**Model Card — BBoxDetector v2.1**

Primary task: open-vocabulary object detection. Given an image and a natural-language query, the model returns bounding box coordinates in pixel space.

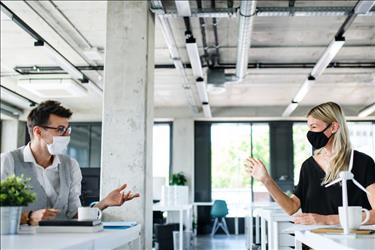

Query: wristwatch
[27,211,33,225]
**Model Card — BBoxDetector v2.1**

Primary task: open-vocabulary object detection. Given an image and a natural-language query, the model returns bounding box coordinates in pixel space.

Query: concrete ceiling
[1,0,374,120]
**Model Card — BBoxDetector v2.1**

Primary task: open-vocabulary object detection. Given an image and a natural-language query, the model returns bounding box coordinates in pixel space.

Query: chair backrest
[211,200,229,218]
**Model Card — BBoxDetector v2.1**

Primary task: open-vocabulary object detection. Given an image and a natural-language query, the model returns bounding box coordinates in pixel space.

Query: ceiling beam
[150,6,375,18]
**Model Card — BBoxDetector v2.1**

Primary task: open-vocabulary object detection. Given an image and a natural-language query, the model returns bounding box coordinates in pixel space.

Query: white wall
[172,118,195,202]
[1,120,26,153]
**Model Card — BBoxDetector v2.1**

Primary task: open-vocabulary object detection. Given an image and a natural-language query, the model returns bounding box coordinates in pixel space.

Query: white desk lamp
[325,150,370,235]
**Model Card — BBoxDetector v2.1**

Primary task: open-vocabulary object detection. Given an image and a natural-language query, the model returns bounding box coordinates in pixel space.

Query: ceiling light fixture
[354,0,375,14]
[310,36,345,78]
[282,102,298,117]
[175,0,191,16]
[185,31,203,77]
[293,75,315,103]
[18,78,87,98]
[0,86,37,108]
[195,77,209,103]
[202,102,212,118]
[358,103,375,117]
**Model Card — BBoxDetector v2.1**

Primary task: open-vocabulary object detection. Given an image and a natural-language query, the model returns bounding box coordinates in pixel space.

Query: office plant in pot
[170,172,189,205]
[0,175,36,234]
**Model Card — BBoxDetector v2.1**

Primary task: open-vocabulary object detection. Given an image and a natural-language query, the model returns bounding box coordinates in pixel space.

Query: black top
[293,150,375,215]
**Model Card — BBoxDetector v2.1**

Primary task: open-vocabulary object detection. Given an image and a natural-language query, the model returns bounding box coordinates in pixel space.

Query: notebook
[103,221,137,229]
[39,219,101,227]
[311,228,375,235]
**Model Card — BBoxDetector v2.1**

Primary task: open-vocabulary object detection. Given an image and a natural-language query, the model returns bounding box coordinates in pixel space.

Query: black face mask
[307,123,333,149]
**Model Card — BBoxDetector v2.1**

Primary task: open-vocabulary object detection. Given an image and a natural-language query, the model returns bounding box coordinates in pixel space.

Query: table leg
[295,236,302,250]
[235,216,239,235]
[194,205,198,236]
[179,209,183,250]
[261,217,266,250]
[255,216,260,244]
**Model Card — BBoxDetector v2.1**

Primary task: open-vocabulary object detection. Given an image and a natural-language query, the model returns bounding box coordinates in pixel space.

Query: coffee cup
[78,207,102,221]
[338,206,370,229]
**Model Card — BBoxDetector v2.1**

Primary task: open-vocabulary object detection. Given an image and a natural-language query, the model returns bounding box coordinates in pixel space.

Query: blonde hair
[307,102,352,185]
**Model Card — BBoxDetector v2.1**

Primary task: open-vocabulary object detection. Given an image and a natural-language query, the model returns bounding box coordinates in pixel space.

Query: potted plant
[169,172,189,205]
[169,172,187,186]
[0,175,36,234]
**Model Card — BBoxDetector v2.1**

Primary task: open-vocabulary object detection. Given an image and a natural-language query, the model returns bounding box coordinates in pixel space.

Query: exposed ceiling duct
[235,0,256,81]
[150,6,375,18]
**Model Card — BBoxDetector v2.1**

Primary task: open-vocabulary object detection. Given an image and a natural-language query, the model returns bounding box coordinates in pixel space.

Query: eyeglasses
[39,125,72,136]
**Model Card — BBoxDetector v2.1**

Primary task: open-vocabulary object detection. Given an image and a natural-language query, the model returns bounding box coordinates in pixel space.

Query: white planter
[0,206,23,235]
[161,185,189,206]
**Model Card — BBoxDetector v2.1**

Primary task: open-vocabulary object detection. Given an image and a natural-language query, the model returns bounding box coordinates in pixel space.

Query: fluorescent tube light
[18,78,87,98]
[354,0,375,14]
[36,42,84,81]
[195,77,209,103]
[235,0,256,80]
[358,103,375,117]
[0,86,36,108]
[85,81,103,95]
[202,102,212,118]
[293,76,315,103]
[282,102,298,117]
[186,36,203,77]
[175,0,191,16]
[310,36,345,78]
[0,101,23,116]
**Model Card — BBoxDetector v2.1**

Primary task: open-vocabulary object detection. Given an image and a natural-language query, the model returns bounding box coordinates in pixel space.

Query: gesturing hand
[100,183,140,209]
[293,213,327,225]
[30,208,60,225]
[244,157,270,183]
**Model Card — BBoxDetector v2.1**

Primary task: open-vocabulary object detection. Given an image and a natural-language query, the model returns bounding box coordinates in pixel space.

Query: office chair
[211,200,230,236]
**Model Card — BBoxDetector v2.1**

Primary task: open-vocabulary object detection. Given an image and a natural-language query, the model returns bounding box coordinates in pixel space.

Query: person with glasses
[1,100,140,225]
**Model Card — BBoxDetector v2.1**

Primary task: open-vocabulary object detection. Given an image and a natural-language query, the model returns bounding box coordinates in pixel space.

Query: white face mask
[47,136,70,155]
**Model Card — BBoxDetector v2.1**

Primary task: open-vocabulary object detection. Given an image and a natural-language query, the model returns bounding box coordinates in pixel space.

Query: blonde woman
[245,102,375,225]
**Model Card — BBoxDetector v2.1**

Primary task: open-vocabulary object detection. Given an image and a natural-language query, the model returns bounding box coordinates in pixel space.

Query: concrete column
[101,1,154,249]
[1,120,26,153]
[172,118,195,202]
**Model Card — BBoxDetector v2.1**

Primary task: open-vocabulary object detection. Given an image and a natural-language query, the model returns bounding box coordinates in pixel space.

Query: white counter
[1,224,141,250]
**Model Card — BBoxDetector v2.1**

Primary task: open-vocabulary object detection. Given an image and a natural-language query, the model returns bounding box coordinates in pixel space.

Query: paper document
[103,221,137,227]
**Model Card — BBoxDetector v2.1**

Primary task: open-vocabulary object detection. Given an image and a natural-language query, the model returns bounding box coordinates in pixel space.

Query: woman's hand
[244,158,270,183]
[97,183,140,210]
[293,213,329,225]
[30,208,60,225]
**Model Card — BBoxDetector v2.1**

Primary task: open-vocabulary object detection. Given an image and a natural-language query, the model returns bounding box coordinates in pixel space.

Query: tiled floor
[193,234,247,250]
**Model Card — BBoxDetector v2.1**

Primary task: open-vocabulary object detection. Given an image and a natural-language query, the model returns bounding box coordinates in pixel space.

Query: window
[293,123,312,185]
[153,123,172,180]
[211,123,270,217]
[67,123,101,168]
[347,122,375,160]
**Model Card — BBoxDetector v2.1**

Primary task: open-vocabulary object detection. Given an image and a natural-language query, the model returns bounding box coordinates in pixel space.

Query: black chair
[154,223,180,250]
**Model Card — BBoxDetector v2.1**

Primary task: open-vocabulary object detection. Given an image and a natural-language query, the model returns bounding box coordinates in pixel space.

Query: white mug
[78,207,102,221]
[338,206,370,229]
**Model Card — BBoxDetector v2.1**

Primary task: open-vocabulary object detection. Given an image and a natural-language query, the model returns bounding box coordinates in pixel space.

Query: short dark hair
[27,100,72,138]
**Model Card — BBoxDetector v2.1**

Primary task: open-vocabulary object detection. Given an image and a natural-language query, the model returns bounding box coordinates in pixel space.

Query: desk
[153,203,192,250]
[245,202,280,249]
[1,224,141,250]
[294,229,375,250]
[254,207,294,250]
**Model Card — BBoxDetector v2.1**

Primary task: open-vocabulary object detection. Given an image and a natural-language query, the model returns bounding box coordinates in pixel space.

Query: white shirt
[1,144,82,217]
